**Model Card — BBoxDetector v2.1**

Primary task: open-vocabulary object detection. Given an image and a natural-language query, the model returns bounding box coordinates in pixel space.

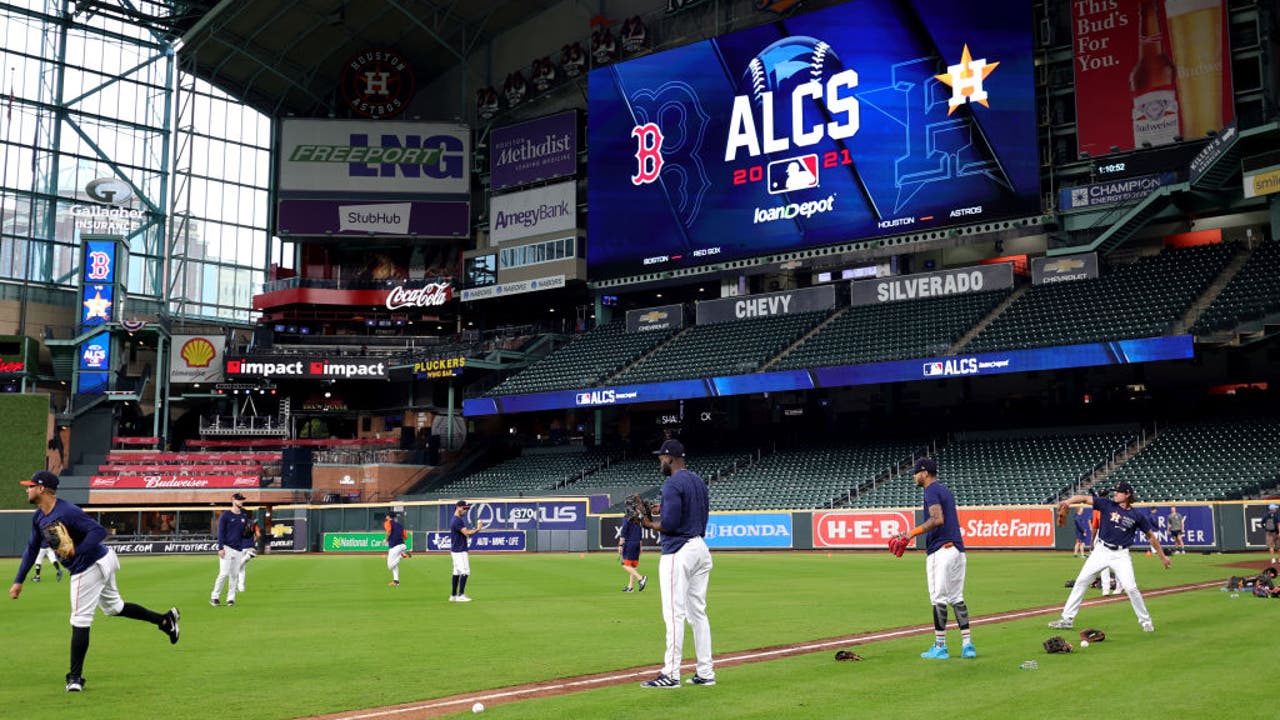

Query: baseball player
[894,457,975,660]
[32,534,64,583]
[1262,503,1279,565]
[448,501,485,602]
[9,471,179,692]
[1072,506,1091,557]
[639,438,714,688]
[210,492,253,607]
[385,512,411,587]
[618,515,647,592]
[1049,482,1170,632]
[1167,506,1185,555]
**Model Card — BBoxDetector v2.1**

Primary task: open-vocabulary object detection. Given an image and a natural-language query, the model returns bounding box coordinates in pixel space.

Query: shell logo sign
[170,335,224,384]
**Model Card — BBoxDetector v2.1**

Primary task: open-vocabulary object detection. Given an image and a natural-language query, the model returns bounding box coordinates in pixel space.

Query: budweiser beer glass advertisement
[1072,0,1232,158]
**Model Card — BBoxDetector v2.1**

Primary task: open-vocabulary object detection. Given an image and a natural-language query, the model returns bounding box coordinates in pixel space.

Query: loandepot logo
[935,44,1000,116]
[753,194,836,224]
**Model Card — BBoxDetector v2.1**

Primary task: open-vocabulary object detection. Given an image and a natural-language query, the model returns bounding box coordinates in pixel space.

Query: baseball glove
[834,650,864,661]
[41,522,75,559]
[1056,505,1069,528]
[624,493,652,523]
[1080,628,1105,643]
[888,535,910,558]
[1043,636,1073,654]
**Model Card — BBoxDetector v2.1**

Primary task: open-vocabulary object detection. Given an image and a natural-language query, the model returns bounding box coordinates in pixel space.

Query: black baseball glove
[624,493,652,523]
[1043,636,1073,654]
[1080,628,1106,643]
[834,650,864,661]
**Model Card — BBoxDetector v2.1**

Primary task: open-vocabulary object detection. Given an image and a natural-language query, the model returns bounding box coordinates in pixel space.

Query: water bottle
[1019,660,1039,670]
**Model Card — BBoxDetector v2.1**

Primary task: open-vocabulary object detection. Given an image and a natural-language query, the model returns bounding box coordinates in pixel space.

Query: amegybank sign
[489,181,576,244]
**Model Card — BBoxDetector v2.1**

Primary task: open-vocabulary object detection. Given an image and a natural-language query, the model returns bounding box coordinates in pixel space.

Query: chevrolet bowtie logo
[1044,258,1085,273]
[639,311,668,323]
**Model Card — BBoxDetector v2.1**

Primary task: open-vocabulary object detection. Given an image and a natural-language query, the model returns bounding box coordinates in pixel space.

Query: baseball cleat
[448,596,456,602]
[227,600,236,607]
[686,675,716,686]
[390,581,400,587]
[920,645,950,659]
[639,575,648,592]
[161,607,181,644]
[455,594,472,602]
[32,575,40,583]
[209,598,220,607]
[1047,619,1073,629]
[641,674,680,688]
[621,587,634,592]
[65,674,85,692]
[961,642,976,659]
[1141,622,1154,632]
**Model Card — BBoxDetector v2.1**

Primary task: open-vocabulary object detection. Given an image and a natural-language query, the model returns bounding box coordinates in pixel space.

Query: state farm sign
[958,508,1055,548]
[812,511,913,548]
[384,282,451,310]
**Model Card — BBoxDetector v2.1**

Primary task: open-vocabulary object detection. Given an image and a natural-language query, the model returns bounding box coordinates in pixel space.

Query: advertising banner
[438,500,588,531]
[489,181,577,244]
[171,335,225,384]
[626,304,685,333]
[460,274,566,302]
[323,532,393,552]
[1188,119,1237,184]
[1242,165,1280,199]
[490,110,578,191]
[1031,252,1100,285]
[224,355,388,381]
[1132,505,1215,547]
[266,518,307,553]
[277,119,470,194]
[425,530,527,551]
[696,285,835,324]
[812,510,913,548]
[1058,172,1178,211]
[850,263,1013,306]
[599,516,662,549]
[704,512,793,549]
[276,199,469,238]
[90,475,261,489]
[957,507,1055,548]
[1073,0,1233,158]
[1242,504,1278,548]
[587,0,1039,281]
[105,540,220,554]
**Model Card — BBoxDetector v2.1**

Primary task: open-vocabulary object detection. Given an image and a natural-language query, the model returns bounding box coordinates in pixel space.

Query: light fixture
[324,391,332,398]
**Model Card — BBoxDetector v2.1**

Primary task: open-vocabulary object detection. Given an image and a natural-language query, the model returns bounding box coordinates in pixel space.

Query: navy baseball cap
[21,470,59,489]
[653,439,685,457]
[456,500,471,508]
[911,457,937,475]
[232,492,246,501]
[1113,482,1134,495]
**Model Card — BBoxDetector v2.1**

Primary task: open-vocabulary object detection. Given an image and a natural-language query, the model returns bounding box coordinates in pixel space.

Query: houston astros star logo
[935,44,999,115]
[82,289,113,321]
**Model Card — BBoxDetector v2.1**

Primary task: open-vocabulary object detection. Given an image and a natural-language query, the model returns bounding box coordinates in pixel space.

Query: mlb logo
[768,154,819,194]
[1070,187,1089,208]
[922,362,943,377]
[575,392,591,405]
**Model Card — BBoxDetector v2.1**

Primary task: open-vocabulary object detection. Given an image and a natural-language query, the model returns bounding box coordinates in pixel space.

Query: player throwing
[894,457,975,659]
[449,501,485,602]
[1048,482,1170,632]
[9,471,179,692]
[385,511,410,587]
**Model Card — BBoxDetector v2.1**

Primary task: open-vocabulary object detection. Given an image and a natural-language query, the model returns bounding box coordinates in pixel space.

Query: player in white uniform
[210,492,253,607]
[640,439,714,688]
[32,537,64,582]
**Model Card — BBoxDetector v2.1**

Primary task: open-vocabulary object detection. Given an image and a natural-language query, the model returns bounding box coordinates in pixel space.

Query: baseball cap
[456,500,471,508]
[910,457,937,475]
[232,492,247,501]
[1269,503,1278,510]
[653,439,685,457]
[20,470,59,489]
[1113,482,1134,495]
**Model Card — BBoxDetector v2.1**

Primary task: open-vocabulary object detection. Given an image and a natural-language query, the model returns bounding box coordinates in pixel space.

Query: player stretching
[9,471,179,692]
[385,511,410,587]
[640,438,714,688]
[1048,481,1170,632]
[895,457,975,660]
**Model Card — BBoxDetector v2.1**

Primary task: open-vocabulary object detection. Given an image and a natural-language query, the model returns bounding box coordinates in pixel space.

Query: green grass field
[0,550,1274,719]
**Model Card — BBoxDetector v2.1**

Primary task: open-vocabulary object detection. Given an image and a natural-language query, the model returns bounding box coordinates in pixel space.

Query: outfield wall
[2,501,1275,557]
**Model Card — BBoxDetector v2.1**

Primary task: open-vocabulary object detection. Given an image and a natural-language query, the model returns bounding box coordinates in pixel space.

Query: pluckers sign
[384,282,451,310]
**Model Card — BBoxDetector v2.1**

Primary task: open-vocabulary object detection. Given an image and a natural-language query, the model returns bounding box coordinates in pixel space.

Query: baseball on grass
[472,702,485,713]
[1080,640,1089,648]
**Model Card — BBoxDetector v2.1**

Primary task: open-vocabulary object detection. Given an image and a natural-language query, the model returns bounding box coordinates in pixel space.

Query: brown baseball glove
[1043,636,1073,653]
[41,522,75,559]
[1080,628,1105,643]
[834,650,864,661]
[1056,505,1069,528]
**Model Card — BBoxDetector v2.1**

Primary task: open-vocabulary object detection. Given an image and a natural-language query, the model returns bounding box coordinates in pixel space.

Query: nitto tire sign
[105,540,219,555]
[812,511,912,548]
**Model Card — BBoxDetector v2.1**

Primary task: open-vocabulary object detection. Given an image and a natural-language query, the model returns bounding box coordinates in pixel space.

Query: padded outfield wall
[0,394,53,510]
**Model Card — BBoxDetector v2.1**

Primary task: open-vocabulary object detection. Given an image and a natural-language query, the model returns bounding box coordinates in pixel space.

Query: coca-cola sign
[385,282,452,310]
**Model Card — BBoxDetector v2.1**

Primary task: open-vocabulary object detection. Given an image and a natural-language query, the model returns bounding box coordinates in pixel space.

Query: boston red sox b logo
[631,123,663,185]
[86,251,111,281]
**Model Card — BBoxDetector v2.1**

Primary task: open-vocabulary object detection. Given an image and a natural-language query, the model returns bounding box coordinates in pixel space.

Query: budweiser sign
[91,475,260,489]
[385,282,451,310]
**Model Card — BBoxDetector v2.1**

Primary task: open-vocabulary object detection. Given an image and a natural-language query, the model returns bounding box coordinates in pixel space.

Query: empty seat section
[710,440,922,510]
[1193,242,1280,333]
[488,322,675,396]
[1105,419,1280,501]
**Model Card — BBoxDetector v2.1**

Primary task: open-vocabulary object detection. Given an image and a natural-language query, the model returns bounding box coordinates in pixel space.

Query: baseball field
[0,549,1273,719]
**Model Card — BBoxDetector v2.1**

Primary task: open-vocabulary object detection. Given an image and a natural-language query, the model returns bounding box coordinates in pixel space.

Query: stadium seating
[848,431,1136,507]
[774,291,1009,369]
[611,312,828,385]
[487,321,674,396]
[967,244,1235,352]
[1103,419,1280,501]
[1192,242,1280,334]
[435,448,614,495]
[710,440,923,510]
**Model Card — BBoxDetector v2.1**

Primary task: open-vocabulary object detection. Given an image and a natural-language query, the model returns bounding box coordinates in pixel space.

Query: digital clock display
[1095,162,1127,174]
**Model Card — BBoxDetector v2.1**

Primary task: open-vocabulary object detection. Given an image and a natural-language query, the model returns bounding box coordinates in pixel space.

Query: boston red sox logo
[631,123,663,185]
[86,251,112,281]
